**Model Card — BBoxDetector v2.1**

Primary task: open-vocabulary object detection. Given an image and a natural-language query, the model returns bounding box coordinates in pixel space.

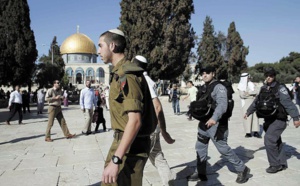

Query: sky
[27,0,300,67]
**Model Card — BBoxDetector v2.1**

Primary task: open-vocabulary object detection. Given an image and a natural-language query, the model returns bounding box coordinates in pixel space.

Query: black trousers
[7,103,23,123]
[22,103,30,113]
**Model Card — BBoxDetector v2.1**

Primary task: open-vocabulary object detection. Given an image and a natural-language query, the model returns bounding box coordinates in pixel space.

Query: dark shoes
[45,138,53,142]
[66,134,76,139]
[236,166,250,184]
[266,165,286,173]
[253,132,262,138]
[187,172,208,182]
[245,133,252,138]
[6,121,10,125]
[82,131,92,136]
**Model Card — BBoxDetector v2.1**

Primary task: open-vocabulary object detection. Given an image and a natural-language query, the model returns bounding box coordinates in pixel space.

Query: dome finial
[77,25,80,33]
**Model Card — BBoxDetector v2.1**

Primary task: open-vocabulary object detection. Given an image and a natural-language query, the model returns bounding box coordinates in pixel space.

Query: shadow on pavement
[0,134,47,145]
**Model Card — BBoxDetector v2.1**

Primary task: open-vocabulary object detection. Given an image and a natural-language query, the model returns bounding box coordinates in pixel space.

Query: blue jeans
[172,99,180,114]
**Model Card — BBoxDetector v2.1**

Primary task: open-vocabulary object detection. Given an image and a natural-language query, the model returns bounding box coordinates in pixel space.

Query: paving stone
[1,93,300,185]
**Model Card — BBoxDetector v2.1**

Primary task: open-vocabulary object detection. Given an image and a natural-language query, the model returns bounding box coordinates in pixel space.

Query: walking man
[182,81,198,121]
[37,88,45,114]
[45,80,75,142]
[133,55,175,185]
[80,80,97,135]
[245,67,300,173]
[238,73,260,138]
[98,29,154,185]
[169,84,181,115]
[6,85,23,125]
[187,66,250,183]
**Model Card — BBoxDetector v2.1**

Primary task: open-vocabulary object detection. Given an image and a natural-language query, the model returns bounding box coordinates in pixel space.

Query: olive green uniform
[103,58,151,186]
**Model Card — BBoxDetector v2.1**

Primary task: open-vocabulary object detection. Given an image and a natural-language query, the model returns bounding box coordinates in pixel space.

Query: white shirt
[188,86,198,102]
[80,87,97,109]
[143,72,158,99]
[9,90,22,106]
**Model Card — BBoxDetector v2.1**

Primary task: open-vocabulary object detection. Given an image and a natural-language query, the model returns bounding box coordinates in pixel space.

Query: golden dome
[60,33,97,54]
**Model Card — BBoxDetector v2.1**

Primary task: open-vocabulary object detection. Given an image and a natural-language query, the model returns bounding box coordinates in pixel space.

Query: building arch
[96,67,105,84]
[86,67,95,83]
[75,67,84,84]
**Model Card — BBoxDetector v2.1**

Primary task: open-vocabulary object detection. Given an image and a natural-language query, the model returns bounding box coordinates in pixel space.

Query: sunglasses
[55,82,60,84]
[265,74,274,78]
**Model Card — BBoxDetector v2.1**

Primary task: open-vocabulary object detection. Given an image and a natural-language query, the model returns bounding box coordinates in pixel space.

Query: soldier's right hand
[293,120,300,128]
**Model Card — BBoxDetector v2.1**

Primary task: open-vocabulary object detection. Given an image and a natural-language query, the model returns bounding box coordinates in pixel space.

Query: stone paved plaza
[0,93,300,186]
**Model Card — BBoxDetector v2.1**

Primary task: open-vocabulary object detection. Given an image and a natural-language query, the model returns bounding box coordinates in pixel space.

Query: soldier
[45,80,75,142]
[187,66,250,183]
[98,29,155,185]
[244,67,300,173]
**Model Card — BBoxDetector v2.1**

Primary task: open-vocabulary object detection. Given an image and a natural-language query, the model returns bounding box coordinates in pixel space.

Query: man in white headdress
[238,73,261,138]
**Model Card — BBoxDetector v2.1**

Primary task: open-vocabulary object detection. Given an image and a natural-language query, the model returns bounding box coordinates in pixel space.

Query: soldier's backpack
[256,82,293,119]
[190,80,234,121]
[115,63,158,135]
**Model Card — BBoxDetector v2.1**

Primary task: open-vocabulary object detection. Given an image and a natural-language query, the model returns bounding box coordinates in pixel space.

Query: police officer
[244,67,300,173]
[187,66,250,184]
[98,29,153,185]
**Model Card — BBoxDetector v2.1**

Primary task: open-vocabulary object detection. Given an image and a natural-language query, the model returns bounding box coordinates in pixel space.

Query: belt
[113,130,150,140]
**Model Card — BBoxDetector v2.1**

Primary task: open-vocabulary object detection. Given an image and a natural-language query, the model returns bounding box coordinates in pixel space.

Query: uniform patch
[280,87,288,95]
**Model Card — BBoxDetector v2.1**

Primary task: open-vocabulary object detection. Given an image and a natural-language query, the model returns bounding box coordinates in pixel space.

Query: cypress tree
[120,0,194,80]
[195,16,223,76]
[226,22,249,81]
[0,0,37,86]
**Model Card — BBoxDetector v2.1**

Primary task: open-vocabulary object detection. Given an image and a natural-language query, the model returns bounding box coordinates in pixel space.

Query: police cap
[200,66,216,74]
[264,67,277,77]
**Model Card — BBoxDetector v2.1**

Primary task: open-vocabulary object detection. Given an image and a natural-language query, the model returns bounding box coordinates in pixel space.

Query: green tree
[182,64,193,82]
[226,22,249,81]
[195,16,223,76]
[119,0,194,80]
[35,37,65,88]
[0,0,38,87]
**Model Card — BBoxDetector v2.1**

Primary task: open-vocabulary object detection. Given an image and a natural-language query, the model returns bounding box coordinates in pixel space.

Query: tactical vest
[190,80,234,121]
[256,82,290,120]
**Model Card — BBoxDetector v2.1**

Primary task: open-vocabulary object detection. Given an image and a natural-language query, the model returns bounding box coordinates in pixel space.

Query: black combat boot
[236,166,250,184]
[266,165,284,173]
[187,156,208,181]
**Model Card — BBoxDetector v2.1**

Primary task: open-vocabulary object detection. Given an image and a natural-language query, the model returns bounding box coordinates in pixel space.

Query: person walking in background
[94,95,106,133]
[37,88,45,114]
[22,90,30,114]
[170,84,181,115]
[183,81,198,121]
[133,55,176,185]
[104,86,110,111]
[293,76,300,110]
[238,73,260,138]
[45,80,75,142]
[156,79,162,96]
[6,85,23,125]
[63,89,68,107]
[80,80,97,135]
